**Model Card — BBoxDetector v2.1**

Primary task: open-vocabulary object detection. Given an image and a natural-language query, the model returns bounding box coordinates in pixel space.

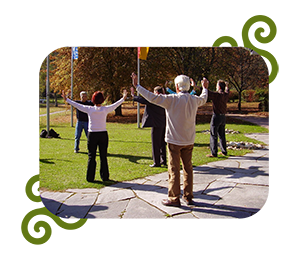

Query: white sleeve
[103,97,125,113]
[136,84,172,109]
[196,88,208,106]
[66,98,91,114]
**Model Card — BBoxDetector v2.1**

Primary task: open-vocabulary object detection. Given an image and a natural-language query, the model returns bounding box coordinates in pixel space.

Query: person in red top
[191,78,229,157]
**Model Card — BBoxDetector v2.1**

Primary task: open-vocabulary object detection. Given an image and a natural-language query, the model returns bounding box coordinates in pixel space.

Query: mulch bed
[107,102,268,125]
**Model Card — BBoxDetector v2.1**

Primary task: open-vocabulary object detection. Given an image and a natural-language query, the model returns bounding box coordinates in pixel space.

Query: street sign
[72,47,78,59]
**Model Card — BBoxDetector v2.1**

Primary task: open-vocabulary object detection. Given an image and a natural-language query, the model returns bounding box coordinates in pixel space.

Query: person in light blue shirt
[165,80,197,95]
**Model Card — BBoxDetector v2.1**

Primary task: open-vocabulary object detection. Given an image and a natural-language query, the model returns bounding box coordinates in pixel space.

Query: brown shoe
[161,199,181,207]
[206,154,217,158]
[182,197,195,206]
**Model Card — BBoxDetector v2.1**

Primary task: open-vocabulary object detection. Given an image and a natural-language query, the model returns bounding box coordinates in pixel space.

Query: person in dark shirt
[130,86,167,167]
[74,91,94,153]
[191,78,229,157]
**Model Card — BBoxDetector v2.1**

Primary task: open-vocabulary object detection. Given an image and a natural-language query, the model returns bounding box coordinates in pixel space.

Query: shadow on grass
[107,153,152,164]
[39,158,72,164]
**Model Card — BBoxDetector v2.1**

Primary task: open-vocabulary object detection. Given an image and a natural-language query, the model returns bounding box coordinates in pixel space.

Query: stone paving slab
[87,201,127,219]
[122,198,166,219]
[56,193,98,218]
[214,184,269,213]
[203,180,237,198]
[95,188,135,204]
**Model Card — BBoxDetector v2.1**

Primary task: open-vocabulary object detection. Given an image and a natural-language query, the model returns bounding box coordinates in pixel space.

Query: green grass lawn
[40,119,268,191]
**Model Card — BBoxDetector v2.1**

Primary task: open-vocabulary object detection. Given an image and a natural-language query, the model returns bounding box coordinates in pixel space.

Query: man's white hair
[80,91,87,97]
[174,75,190,91]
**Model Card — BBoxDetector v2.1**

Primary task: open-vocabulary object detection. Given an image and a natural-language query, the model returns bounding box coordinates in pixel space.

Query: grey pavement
[40,130,269,219]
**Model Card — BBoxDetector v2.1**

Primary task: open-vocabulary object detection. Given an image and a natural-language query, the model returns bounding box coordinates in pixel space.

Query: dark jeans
[74,120,88,151]
[210,114,227,157]
[87,131,109,182]
[151,127,166,166]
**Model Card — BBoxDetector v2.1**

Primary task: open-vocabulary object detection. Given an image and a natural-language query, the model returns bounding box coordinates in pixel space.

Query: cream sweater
[66,98,124,132]
[136,85,208,146]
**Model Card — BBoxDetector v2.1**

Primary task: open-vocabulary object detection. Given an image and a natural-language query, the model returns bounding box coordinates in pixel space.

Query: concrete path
[41,132,269,219]
[227,114,269,129]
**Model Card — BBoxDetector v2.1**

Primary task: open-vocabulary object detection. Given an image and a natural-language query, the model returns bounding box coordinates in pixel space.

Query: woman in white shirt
[62,89,127,182]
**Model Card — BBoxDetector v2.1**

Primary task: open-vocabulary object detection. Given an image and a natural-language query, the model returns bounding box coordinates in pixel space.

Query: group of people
[62,73,229,207]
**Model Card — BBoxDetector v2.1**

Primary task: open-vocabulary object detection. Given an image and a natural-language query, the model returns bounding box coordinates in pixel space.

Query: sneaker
[74,150,79,153]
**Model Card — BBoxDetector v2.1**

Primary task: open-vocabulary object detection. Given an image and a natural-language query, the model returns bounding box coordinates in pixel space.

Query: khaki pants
[167,143,194,202]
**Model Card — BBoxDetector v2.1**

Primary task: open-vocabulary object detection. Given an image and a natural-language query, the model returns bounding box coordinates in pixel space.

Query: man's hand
[190,78,195,87]
[164,81,169,88]
[201,78,209,89]
[130,87,135,97]
[225,81,229,92]
[61,90,71,101]
[190,78,200,90]
[122,89,128,100]
[131,72,138,88]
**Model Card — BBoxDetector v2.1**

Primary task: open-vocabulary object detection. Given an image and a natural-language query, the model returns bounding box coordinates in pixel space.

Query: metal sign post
[137,56,140,128]
[70,47,78,127]
[46,55,50,133]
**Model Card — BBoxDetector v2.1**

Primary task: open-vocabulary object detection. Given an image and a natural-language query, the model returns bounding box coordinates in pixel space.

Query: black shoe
[149,163,161,168]
[182,197,195,206]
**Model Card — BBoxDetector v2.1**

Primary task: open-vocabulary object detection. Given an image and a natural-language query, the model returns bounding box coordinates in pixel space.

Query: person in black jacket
[74,91,94,153]
[131,86,166,167]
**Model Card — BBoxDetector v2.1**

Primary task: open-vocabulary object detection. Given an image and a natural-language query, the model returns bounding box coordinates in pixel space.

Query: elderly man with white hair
[131,73,208,207]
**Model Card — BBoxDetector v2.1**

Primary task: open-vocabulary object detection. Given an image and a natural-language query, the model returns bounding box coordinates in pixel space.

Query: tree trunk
[114,105,123,116]
[238,92,242,112]
[54,92,58,107]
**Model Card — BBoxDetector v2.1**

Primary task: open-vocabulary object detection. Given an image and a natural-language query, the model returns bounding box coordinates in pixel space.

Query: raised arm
[225,81,229,93]
[62,90,91,113]
[164,80,175,94]
[104,89,127,113]
[131,72,172,109]
[195,78,209,106]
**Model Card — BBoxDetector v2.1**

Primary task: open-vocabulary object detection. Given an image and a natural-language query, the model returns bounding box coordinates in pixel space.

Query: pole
[70,48,74,127]
[137,56,140,128]
[46,55,50,134]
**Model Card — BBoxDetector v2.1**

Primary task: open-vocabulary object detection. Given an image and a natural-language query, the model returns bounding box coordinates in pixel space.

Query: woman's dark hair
[92,91,105,105]
[218,80,226,92]
[154,86,164,94]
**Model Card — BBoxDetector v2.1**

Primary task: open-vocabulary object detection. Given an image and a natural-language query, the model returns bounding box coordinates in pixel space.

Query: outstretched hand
[122,89,128,100]
[61,90,71,101]
[190,78,195,87]
[165,81,169,88]
[190,78,200,90]
[201,78,209,89]
[131,72,138,88]
[130,87,135,97]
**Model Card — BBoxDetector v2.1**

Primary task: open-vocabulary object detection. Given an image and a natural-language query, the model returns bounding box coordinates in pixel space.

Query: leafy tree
[50,47,136,116]
[213,47,268,111]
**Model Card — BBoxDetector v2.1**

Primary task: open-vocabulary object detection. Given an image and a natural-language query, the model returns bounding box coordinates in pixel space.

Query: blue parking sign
[72,47,78,59]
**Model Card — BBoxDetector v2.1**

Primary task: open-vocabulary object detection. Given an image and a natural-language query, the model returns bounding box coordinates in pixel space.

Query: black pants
[210,114,227,157]
[87,131,109,182]
[151,127,166,166]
